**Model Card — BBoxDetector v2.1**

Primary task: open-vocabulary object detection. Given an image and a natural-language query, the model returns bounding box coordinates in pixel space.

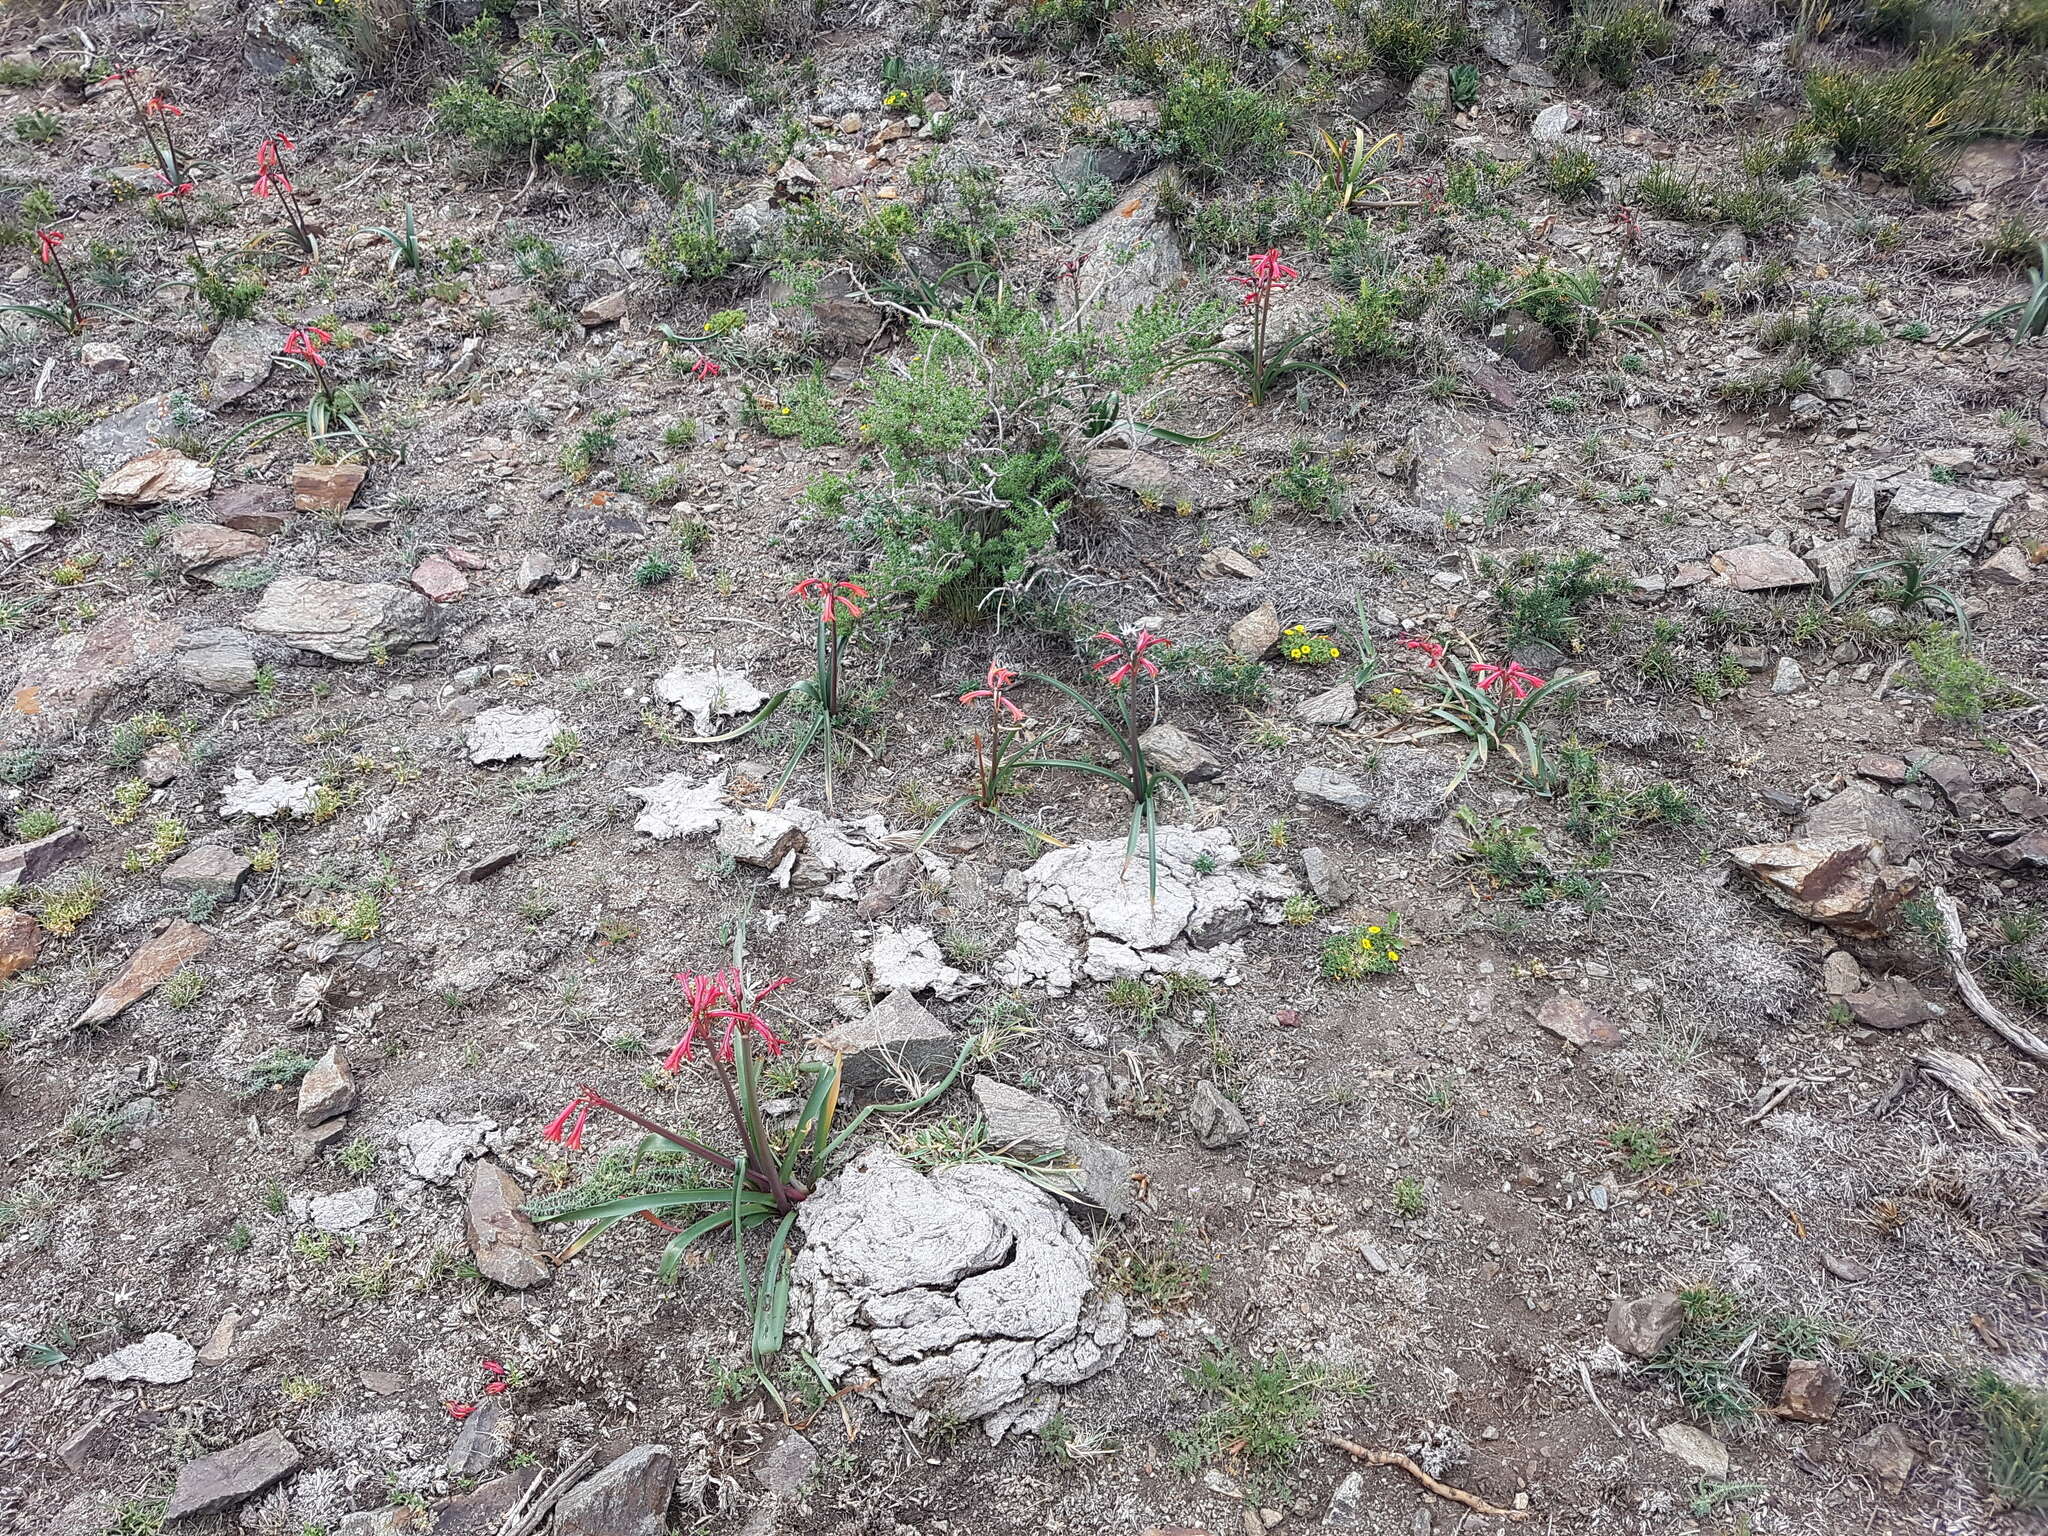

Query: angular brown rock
[1711,543,1817,591]
[293,462,367,513]
[0,908,41,982]
[164,1428,301,1521]
[465,1160,552,1289]
[98,447,215,508]
[1777,1359,1842,1422]
[1726,836,1918,938]
[75,919,212,1027]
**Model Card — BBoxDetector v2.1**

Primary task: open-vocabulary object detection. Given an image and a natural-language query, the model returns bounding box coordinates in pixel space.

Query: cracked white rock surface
[219,768,320,820]
[791,1149,1127,1439]
[466,706,566,765]
[653,664,769,736]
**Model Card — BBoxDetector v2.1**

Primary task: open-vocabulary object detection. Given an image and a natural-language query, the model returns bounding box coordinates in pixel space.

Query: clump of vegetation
[1160,60,1289,182]
[1977,1372,2048,1512]
[646,188,736,284]
[1910,626,2007,721]
[1357,0,1467,79]
[1805,46,2035,200]
[1319,915,1405,980]
[1168,1351,1373,1495]
[1493,549,1616,648]
[1555,0,1677,86]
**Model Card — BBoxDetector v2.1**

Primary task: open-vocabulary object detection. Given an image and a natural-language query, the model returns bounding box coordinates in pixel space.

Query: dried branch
[1913,1047,2043,1150]
[1931,887,2048,1064]
[1326,1436,1532,1521]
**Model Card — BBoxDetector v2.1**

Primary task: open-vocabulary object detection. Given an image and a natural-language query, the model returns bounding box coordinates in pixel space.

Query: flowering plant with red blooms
[687,576,876,807]
[15,228,84,332]
[690,356,721,381]
[251,133,315,253]
[1157,246,1344,407]
[1394,632,1584,791]
[104,65,185,181]
[218,323,369,458]
[1090,628,1172,687]
[531,926,979,1369]
[913,663,1067,849]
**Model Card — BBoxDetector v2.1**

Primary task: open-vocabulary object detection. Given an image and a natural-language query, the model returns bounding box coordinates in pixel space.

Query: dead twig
[1913,1047,2043,1150]
[495,1445,596,1536]
[1931,886,2048,1064]
[1326,1436,1531,1521]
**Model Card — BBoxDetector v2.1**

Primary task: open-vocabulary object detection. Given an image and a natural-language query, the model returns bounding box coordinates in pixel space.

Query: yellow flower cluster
[1358,924,1402,965]
[1281,624,1341,666]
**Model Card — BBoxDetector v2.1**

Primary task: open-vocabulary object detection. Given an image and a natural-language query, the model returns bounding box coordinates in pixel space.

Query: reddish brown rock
[75,919,212,1027]
[0,909,42,981]
[293,462,367,513]
[412,554,467,602]
[1778,1359,1843,1422]
[98,447,214,507]
[465,1160,552,1289]
[1536,993,1623,1047]
[166,522,266,571]
[1711,543,1818,591]
[1727,836,1918,938]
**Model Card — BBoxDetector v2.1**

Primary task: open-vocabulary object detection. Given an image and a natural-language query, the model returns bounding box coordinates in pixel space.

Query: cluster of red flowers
[1091,629,1172,687]
[790,576,868,623]
[1403,637,1546,700]
[960,662,1025,723]
[665,968,792,1067]
[1231,247,1298,307]
[690,356,721,381]
[446,1359,510,1420]
[251,132,296,199]
[282,324,331,368]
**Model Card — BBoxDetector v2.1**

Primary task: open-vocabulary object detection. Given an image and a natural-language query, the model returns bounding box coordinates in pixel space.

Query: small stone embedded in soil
[98,447,215,507]
[163,844,253,896]
[1777,1359,1843,1422]
[1710,543,1818,592]
[1137,722,1221,781]
[1846,1423,1918,1490]
[243,574,439,662]
[176,627,261,693]
[1822,1251,1874,1284]
[516,549,564,593]
[445,1394,507,1477]
[577,289,629,327]
[1295,681,1359,727]
[466,1159,552,1289]
[75,919,213,1027]
[1656,1422,1730,1478]
[292,461,368,512]
[166,521,266,571]
[308,1185,379,1231]
[1843,977,1939,1031]
[0,826,91,891]
[1535,993,1622,1047]
[1227,601,1282,658]
[1188,1081,1250,1149]
[396,1116,493,1183]
[814,987,955,1092]
[1606,1288,1682,1358]
[81,1331,196,1385]
[1726,835,1918,939]
[164,1428,301,1522]
[0,908,42,981]
[297,1044,355,1125]
[971,1075,1132,1220]
[411,553,467,602]
[553,1443,675,1536]
[1978,545,2032,585]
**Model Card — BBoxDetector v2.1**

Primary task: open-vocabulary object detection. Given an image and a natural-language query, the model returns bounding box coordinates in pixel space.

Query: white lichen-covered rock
[627,771,730,840]
[467,706,566,765]
[993,919,1082,994]
[1081,937,1246,985]
[790,1149,1128,1438]
[1004,826,1298,955]
[394,1117,494,1184]
[653,664,769,736]
[219,767,320,820]
[869,926,980,1000]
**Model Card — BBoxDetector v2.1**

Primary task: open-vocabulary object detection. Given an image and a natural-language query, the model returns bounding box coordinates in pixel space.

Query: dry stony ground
[0,0,2046,1533]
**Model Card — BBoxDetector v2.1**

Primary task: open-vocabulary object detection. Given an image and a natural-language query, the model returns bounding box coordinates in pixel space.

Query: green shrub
[433,56,614,178]
[1544,146,1601,200]
[646,189,737,283]
[856,447,1070,616]
[1910,626,2004,721]
[1162,63,1288,183]
[1326,278,1414,364]
[1976,1373,2048,1511]
[1556,0,1676,87]
[1806,46,2033,200]
[1358,0,1467,79]
[1494,549,1615,647]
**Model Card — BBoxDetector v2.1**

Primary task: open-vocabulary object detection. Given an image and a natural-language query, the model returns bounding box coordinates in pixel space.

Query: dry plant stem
[1930,886,2048,1064]
[1913,1047,2044,1150]
[1326,1436,1532,1521]
[495,1445,595,1536]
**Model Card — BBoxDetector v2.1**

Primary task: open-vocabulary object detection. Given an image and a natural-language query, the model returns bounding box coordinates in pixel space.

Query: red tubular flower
[102,68,136,82]
[34,229,62,265]
[252,136,295,198]
[690,356,721,380]
[668,969,792,1064]
[144,96,182,117]
[282,324,332,368]
[665,969,735,1068]
[1402,636,1446,666]
[960,662,1024,723]
[1230,247,1298,306]
[541,1089,596,1150]
[484,1381,507,1395]
[480,1359,507,1378]
[153,173,194,202]
[707,1005,787,1060]
[1497,661,1546,700]
[789,576,868,623]
[1091,629,1172,688]
[446,1402,477,1420]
